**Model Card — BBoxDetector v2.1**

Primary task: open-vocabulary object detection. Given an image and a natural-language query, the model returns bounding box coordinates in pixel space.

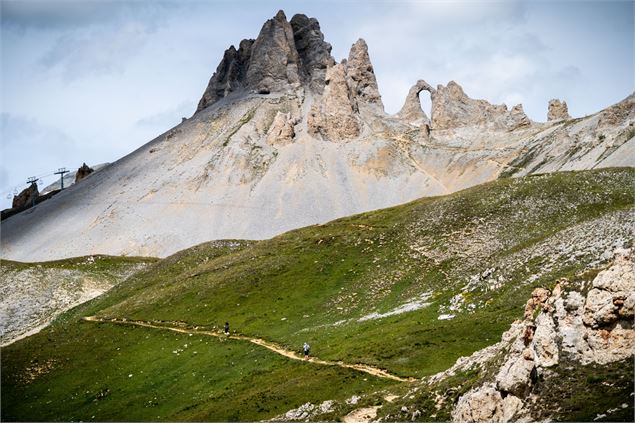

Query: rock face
[547,99,571,121]
[75,163,94,183]
[308,63,360,140]
[449,249,635,422]
[289,14,335,93]
[345,39,383,108]
[197,39,254,111]
[430,81,530,130]
[245,10,301,95]
[266,111,296,145]
[12,183,39,209]
[397,80,434,126]
[197,11,335,112]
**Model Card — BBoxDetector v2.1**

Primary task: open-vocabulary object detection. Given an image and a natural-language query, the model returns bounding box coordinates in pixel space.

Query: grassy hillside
[2,168,633,421]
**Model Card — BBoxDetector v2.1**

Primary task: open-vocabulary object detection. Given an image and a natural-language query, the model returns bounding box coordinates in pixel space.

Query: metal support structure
[26,176,39,207]
[54,167,70,190]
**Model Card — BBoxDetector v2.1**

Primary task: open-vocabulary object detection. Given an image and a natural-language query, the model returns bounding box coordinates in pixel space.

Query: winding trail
[82,316,414,383]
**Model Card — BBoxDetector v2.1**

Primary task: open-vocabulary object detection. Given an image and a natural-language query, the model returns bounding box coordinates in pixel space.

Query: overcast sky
[1,0,633,209]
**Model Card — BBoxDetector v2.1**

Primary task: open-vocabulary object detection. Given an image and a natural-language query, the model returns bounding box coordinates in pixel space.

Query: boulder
[451,383,524,423]
[495,349,535,396]
[547,99,571,121]
[583,249,635,327]
[245,10,301,95]
[266,111,296,145]
[532,312,559,368]
[523,287,551,319]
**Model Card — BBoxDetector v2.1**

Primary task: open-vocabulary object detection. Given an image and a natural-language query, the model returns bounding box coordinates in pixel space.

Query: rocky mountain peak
[289,13,335,94]
[244,10,301,94]
[197,11,336,112]
[397,80,435,126]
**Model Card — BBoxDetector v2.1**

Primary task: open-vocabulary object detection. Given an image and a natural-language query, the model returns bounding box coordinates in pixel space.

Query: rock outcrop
[308,63,360,140]
[196,39,254,111]
[452,383,525,423]
[547,99,571,121]
[245,10,301,95]
[197,11,335,112]
[266,111,296,145]
[75,163,94,183]
[307,38,384,140]
[431,81,530,131]
[289,14,335,94]
[450,248,635,422]
[345,39,383,109]
[397,80,434,126]
[12,183,39,209]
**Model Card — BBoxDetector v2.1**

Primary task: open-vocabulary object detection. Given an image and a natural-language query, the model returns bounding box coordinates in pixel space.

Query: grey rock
[266,111,296,146]
[431,81,522,130]
[506,104,532,131]
[290,14,335,94]
[345,39,383,108]
[245,10,301,95]
[197,39,253,112]
[495,348,535,396]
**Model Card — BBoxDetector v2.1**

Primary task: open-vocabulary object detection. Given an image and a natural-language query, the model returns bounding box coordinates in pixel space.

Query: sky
[1,0,633,209]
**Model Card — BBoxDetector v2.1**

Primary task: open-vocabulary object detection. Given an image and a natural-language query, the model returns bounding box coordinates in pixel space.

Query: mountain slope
[2,168,632,421]
[0,255,155,346]
[1,11,633,262]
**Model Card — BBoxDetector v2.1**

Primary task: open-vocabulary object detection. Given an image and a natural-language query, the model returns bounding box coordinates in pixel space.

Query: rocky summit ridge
[1,11,634,262]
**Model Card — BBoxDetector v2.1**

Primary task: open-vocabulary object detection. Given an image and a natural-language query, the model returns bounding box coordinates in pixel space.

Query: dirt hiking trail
[83,316,414,383]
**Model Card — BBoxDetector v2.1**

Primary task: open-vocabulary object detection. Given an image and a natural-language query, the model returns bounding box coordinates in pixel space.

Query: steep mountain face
[1,11,633,262]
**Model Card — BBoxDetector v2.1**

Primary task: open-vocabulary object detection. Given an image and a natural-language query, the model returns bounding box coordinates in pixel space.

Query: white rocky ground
[1,11,633,262]
[0,258,149,346]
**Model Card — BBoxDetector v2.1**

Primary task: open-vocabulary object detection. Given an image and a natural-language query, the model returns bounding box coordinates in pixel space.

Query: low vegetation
[2,168,633,421]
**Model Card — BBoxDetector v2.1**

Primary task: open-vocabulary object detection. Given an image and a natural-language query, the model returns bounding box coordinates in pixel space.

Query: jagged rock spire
[197,10,335,112]
[245,10,301,95]
[197,39,253,112]
[345,39,383,108]
[547,99,571,121]
[290,14,335,94]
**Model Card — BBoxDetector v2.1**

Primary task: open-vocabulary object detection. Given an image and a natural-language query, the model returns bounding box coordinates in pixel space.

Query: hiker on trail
[303,342,310,360]
[224,321,230,336]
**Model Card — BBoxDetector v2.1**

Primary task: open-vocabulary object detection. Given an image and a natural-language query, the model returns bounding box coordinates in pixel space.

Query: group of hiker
[222,321,311,359]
